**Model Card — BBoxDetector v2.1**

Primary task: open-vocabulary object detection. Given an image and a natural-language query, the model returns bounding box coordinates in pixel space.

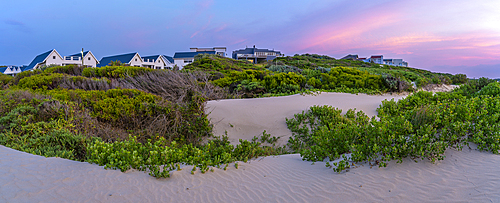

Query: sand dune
[206,92,405,146]
[1,92,500,202]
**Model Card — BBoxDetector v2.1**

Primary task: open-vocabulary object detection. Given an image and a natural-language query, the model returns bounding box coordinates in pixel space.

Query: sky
[1,0,499,78]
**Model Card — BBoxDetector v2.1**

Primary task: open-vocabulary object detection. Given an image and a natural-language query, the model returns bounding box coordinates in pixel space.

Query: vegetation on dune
[183,53,467,98]
[0,73,12,88]
[286,78,500,172]
[0,53,489,178]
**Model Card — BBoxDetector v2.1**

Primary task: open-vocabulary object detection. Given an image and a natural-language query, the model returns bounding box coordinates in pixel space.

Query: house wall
[156,57,166,69]
[129,54,143,67]
[83,53,98,67]
[44,51,64,67]
[174,58,193,70]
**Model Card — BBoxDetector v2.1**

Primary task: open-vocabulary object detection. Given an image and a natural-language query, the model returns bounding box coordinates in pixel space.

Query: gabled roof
[24,50,53,71]
[162,55,174,63]
[142,55,161,61]
[0,67,7,74]
[69,51,89,57]
[173,51,215,59]
[98,52,139,67]
[69,51,99,64]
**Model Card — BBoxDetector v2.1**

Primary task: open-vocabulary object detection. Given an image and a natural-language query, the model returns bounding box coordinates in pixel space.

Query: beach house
[383,59,408,67]
[173,47,226,69]
[232,45,284,64]
[24,49,99,71]
[63,51,99,67]
[369,55,384,64]
[141,55,169,69]
[0,66,23,76]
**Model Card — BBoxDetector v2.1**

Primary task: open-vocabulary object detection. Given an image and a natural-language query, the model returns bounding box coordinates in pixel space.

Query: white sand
[1,92,500,202]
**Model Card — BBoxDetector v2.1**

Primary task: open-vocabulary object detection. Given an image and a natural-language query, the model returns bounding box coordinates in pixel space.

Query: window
[53,56,56,59]
[135,59,137,61]
[88,57,91,60]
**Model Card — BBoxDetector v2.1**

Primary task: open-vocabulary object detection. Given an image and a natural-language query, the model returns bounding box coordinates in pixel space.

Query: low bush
[82,66,153,78]
[0,73,12,88]
[287,90,500,172]
[86,133,286,178]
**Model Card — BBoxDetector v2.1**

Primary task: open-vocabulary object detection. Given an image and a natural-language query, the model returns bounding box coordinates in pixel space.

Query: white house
[369,55,383,64]
[0,66,23,76]
[24,49,99,71]
[63,51,99,67]
[383,58,408,67]
[141,55,169,69]
[98,52,144,67]
[162,55,175,69]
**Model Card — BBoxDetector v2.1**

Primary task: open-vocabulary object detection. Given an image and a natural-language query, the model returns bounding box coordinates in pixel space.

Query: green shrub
[0,73,12,88]
[86,134,286,178]
[267,65,302,73]
[45,65,84,76]
[288,89,500,172]
[18,73,66,90]
[451,74,468,84]
[82,66,153,78]
[477,82,500,97]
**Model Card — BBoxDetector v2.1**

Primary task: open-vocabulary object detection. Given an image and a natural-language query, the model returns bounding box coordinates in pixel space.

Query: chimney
[253,45,255,48]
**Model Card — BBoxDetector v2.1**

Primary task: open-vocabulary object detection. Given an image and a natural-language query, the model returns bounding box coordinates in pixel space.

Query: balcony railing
[64,56,81,61]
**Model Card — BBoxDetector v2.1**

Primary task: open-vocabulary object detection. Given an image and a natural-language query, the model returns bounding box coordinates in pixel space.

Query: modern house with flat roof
[173,50,219,69]
[383,59,408,67]
[340,54,408,67]
[24,49,99,71]
[369,55,384,64]
[232,45,284,64]
[190,47,226,57]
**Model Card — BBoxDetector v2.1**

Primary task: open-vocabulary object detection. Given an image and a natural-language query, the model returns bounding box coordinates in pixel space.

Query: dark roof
[25,50,53,71]
[341,54,359,60]
[98,53,137,67]
[232,47,281,55]
[69,51,89,57]
[173,51,215,59]
[163,55,174,63]
[0,67,6,73]
[370,55,383,59]
[142,55,160,61]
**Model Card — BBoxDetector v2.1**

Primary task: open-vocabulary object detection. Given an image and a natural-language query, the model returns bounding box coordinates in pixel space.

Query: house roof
[341,54,359,60]
[162,55,174,63]
[370,55,383,59]
[24,50,53,71]
[98,53,138,67]
[69,51,89,57]
[142,55,160,61]
[232,47,281,55]
[173,51,215,59]
[0,67,7,74]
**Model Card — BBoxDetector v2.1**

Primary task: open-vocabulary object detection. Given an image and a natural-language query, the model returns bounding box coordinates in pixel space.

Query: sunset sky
[1,0,499,78]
